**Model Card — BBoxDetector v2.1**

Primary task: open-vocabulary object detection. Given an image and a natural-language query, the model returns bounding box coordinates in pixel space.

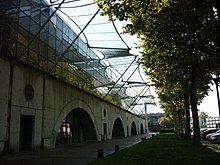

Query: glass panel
[49,33,56,49]
[63,22,69,41]
[56,16,62,30]
[20,0,30,7]
[41,6,49,18]
[40,29,49,44]
[31,5,40,23]
[19,16,30,30]
[30,19,40,34]
[68,29,75,42]
[49,21,56,36]
[40,13,48,26]
[40,40,48,58]
[30,35,40,53]
[56,39,63,54]
[50,9,56,25]
[48,45,56,60]
[1,0,19,17]
[56,28,62,40]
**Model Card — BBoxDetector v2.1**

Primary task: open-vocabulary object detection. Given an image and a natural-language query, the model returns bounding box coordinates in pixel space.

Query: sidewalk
[0,133,152,165]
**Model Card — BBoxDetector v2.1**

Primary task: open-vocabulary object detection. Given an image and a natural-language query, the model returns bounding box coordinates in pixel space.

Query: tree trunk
[176,110,180,135]
[178,90,184,137]
[178,108,183,137]
[174,117,178,134]
[184,92,191,140]
[189,60,201,145]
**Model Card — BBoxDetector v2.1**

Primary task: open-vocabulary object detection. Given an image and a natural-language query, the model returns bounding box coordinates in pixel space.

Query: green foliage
[97,0,220,144]
[202,123,207,128]
[199,111,209,119]
[0,12,17,55]
[98,0,218,126]
[158,116,174,128]
[89,133,220,165]
[148,118,151,127]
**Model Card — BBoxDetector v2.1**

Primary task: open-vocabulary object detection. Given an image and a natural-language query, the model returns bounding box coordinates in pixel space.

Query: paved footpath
[0,133,152,165]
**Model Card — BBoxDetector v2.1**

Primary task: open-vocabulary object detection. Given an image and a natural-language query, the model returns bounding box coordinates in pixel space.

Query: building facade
[0,0,147,155]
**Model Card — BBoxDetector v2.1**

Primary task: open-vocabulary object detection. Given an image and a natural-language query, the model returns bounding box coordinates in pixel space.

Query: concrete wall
[0,57,11,154]
[0,56,146,155]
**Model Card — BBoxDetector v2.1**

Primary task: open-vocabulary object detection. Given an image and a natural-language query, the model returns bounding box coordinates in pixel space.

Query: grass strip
[89,133,220,165]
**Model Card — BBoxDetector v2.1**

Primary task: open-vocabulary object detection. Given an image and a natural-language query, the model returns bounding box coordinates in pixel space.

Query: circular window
[24,84,34,101]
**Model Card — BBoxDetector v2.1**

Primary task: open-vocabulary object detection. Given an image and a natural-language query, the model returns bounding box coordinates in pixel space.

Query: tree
[199,111,209,119]
[199,111,208,128]
[158,116,174,128]
[97,0,219,144]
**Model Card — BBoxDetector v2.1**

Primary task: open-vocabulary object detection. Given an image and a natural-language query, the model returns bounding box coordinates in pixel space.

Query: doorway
[19,115,34,151]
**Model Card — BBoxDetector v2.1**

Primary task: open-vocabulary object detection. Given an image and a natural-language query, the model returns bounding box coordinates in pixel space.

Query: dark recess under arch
[131,121,137,135]
[56,108,97,145]
[112,117,125,138]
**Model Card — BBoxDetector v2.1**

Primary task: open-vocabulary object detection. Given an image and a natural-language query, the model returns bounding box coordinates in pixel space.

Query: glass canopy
[0,0,157,115]
[53,0,156,115]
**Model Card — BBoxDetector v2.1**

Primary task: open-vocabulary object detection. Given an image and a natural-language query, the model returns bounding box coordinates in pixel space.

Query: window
[103,109,106,117]
[104,123,107,134]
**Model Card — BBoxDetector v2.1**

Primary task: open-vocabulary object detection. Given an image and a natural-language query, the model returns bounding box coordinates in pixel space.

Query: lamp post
[144,103,149,133]
[212,73,220,117]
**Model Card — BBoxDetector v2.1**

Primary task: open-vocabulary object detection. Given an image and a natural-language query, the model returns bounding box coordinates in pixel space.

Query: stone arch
[140,123,144,134]
[131,121,137,135]
[112,117,125,138]
[56,108,97,144]
[51,99,99,146]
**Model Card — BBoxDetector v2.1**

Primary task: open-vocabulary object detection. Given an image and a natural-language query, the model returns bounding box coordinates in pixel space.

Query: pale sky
[146,85,220,117]
[198,85,220,117]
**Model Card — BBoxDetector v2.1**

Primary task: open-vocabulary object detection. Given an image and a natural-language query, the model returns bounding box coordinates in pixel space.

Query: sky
[144,84,220,117]
[198,85,220,117]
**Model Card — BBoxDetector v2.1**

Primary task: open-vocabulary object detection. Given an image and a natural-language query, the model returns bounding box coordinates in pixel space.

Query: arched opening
[56,108,97,145]
[112,117,125,138]
[131,121,137,135]
[140,123,144,134]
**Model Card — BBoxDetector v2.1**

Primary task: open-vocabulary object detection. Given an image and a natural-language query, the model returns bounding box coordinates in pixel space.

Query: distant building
[205,117,220,128]
[148,113,165,132]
